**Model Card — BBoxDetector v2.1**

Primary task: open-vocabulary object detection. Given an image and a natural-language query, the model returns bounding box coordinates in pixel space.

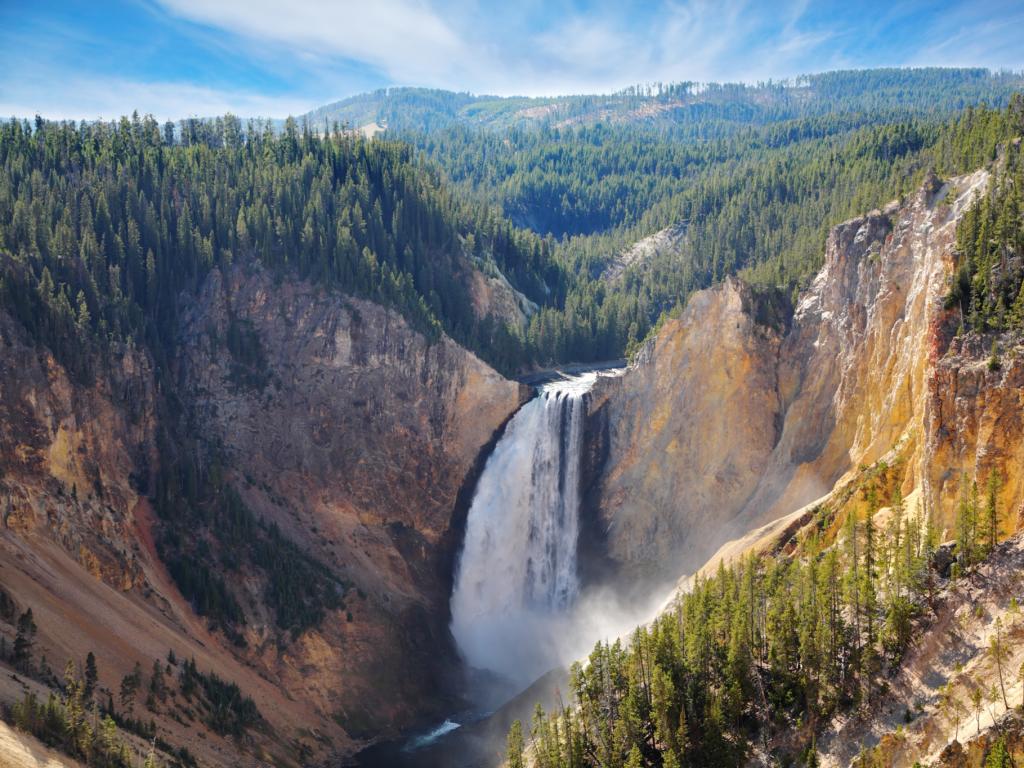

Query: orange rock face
[585,276,784,585]
[589,169,1024,586]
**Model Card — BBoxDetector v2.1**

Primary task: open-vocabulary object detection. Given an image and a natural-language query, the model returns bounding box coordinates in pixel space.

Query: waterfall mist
[451,371,667,693]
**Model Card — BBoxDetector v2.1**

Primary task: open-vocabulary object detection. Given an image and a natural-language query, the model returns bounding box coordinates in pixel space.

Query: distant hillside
[303,68,1024,135]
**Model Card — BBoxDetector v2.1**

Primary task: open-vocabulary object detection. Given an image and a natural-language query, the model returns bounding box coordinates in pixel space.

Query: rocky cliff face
[587,169,1024,585]
[583,277,783,585]
[0,310,157,587]
[0,263,525,765]
[927,332,1024,537]
[175,263,527,733]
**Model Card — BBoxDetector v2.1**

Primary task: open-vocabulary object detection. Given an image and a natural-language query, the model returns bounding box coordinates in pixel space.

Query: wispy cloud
[149,0,866,97]
[487,0,839,94]
[0,74,314,122]
[149,0,844,97]
[158,0,472,86]
[0,0,1021,121]
[906,1,1024,70]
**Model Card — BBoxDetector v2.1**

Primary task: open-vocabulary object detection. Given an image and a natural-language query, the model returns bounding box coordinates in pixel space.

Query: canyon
[1,160,1023,768]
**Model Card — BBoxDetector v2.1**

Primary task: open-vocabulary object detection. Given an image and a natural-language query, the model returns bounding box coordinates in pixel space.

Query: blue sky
[1,0,1022,120]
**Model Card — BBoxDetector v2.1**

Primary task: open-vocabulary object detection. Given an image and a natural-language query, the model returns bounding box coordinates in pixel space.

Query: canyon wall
[175,264,528,735]
[0,263,525,765]
[583,277,783,585]
[588,169,1024,586]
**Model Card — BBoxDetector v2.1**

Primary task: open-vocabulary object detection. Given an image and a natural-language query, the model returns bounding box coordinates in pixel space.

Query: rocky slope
[586,169,1024,588]
[466,258,539,329]
[599,223,688,283]
[0,262,525,765]
[817,531,1024,767]
[929,710,1024,768]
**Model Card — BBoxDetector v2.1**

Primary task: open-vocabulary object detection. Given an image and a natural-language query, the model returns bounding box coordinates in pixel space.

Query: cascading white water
[450,373,597,687]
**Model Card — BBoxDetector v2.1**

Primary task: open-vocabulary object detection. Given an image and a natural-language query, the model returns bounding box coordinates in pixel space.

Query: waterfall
[450,373,596,687]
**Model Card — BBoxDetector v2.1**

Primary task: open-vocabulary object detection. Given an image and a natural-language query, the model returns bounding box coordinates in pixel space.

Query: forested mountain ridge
[483,97,1024,364]
[305,69,1024,135]
[0,115,556,376]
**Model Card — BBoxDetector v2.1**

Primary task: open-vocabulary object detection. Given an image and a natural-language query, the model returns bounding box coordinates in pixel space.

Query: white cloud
[157,0,473,86]
[145,0,840,98]
[0,75,312,121]
[520,0,834,95]
[906,2,1024,72]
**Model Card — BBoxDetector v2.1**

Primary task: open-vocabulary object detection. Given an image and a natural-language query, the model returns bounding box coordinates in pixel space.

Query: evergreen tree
[843,508,862,682]
[860,490,880,686]
[986,738,1012,768]
[956,476,980,571]
[507,719,525,768]
[939,683,966,742]
[970,686,984,736]
[84,652,98,702]
[119,662,142,714]
[989,618,1010,709]
[149,659,166,703]
[13,608,37,670]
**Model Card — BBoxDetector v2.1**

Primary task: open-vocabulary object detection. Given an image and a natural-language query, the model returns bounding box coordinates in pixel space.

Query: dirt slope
[816,533,1024,767]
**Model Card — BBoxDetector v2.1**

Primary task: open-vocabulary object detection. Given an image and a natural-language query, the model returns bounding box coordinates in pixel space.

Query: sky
[1,0,1023,121]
